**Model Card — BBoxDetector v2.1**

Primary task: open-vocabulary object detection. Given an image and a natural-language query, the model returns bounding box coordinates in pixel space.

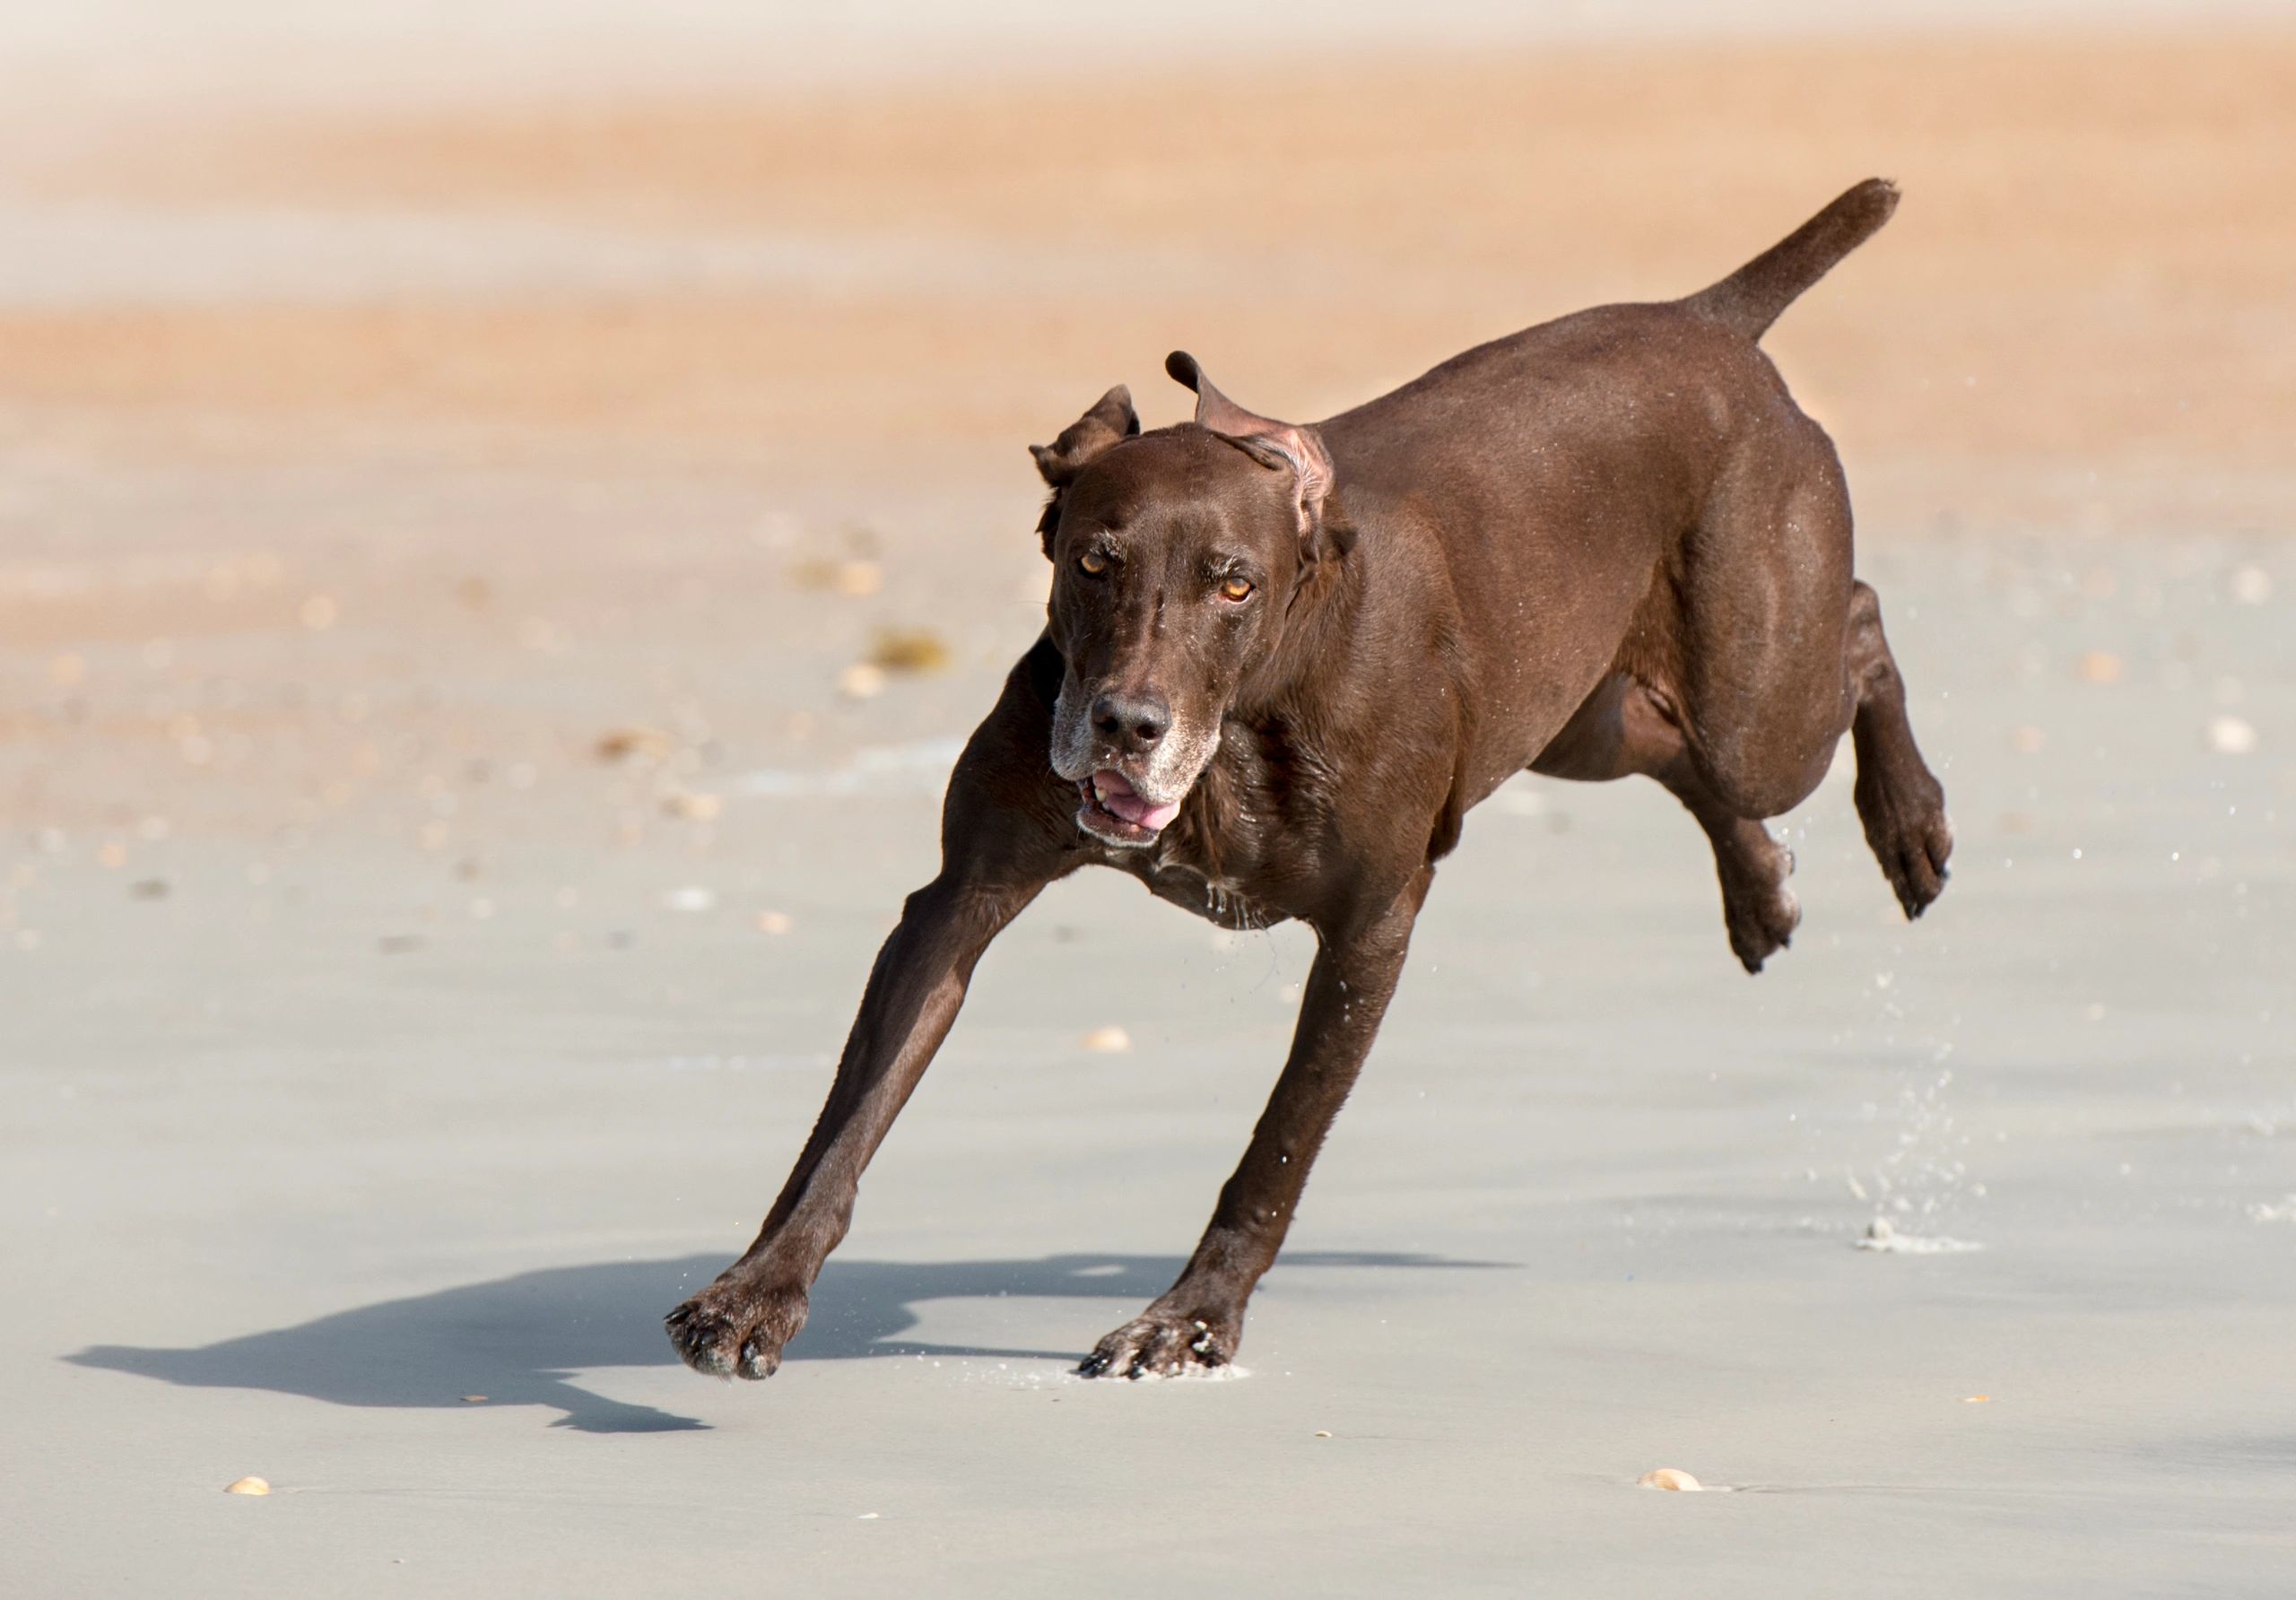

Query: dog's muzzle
[1075,767,1181,847]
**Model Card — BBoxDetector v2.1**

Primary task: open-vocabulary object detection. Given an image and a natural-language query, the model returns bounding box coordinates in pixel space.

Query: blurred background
[3,1,2290,859]
[4,5,2293,1593]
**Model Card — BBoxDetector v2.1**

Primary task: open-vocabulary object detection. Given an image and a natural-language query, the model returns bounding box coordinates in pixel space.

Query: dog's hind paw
[665,1274,809,1380]
[1879,807,1952,920]
[1859,776,1953,919]
[1078,1309,1239,1380]
[1719,833,1801,974]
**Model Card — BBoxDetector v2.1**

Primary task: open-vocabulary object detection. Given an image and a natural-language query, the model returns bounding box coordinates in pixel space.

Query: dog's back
[1317,182,1901,798]
[1321,179,1898,504]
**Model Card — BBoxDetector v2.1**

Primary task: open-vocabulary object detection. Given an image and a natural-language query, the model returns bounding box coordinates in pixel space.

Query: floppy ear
[1030,384,1138,489]
[1165,351,1335,549]
[1031,385,1138,560]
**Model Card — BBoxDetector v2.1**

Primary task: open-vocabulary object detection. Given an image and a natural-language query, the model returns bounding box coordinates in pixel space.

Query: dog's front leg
[1081,868,1433,1379]
[666,869,1043,1378]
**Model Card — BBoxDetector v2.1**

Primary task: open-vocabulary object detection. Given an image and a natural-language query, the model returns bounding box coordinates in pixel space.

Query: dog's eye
[1079,551,1109,576]
[1220,576,1255,602]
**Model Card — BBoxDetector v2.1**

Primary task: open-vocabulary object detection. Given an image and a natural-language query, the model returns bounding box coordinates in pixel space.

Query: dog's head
[1031,352,1339,849]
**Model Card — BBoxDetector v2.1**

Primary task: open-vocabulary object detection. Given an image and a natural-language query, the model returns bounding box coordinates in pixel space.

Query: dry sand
[2,8,2292,1596]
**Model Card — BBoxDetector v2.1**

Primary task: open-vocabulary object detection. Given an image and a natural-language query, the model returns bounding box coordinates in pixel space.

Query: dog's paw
[1883,807,1952,920]
[1721,835,1801,974]
[1077,1309,1239,1379]
[665,1274,809,1380]
[1857,769,1953,920]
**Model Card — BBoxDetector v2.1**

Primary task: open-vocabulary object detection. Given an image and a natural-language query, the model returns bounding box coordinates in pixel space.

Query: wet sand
[2,12,2293,1596]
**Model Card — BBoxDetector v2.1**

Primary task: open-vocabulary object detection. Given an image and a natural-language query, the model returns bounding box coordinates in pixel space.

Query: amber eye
[1220,575,1255,602]
[1078,551,1109,576]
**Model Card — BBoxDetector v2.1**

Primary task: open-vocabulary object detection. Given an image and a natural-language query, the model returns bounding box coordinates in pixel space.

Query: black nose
[1091,691,1170,751]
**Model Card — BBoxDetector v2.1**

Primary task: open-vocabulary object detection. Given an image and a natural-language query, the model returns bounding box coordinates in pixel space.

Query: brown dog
[667,178,1952,1381]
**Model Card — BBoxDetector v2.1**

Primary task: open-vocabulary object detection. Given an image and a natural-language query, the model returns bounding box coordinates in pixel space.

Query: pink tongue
[1094,770,1179,831]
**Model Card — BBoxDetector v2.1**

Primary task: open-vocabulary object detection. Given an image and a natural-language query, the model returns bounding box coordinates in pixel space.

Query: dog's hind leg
[1635,414,1952,939]
[1534,674,1803,972]
[1844,580,1952,917]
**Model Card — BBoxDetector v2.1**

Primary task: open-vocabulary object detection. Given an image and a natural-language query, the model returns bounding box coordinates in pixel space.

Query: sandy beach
[3,5,2292,1594]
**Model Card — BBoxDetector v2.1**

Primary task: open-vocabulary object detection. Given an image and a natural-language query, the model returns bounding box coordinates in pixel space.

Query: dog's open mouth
[1076,769,1180,847]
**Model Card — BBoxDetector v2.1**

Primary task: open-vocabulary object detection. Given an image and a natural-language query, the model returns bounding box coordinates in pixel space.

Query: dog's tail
[1683,178,1899,342]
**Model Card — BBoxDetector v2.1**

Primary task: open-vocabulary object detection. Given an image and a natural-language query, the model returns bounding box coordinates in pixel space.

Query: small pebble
[1083,1025,1132,1053]
[461,1395,487,1404]
[1638,1468,1701,1492]
[838,663,888,700]
[2208,715,2257,755]
[757,910,795,935]
[2229,564,2273,605]
[224,1477,271,1496]
[869,628,952,675]
[596,727,674,764]
[787,557,883,596]
[2075,651,2123,684]
[664,886,717,913]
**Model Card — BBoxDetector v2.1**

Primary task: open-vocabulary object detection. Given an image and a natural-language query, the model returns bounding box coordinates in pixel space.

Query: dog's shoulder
[938,636,1082,871]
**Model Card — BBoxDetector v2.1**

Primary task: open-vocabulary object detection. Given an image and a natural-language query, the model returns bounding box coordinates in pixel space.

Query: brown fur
[667,179,1952,1381]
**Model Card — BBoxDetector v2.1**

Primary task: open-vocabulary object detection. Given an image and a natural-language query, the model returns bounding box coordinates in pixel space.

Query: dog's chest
[1135,855,1287,930]
[1114,721,1326,930]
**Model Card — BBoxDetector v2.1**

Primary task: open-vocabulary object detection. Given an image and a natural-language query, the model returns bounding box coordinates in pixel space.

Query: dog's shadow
[66,1250,1497,1433]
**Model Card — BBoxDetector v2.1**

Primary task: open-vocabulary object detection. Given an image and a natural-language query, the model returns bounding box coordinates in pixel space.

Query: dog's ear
[1030,385,1139,489]
[1031,385,1138,560]
[1166,351,1335,553]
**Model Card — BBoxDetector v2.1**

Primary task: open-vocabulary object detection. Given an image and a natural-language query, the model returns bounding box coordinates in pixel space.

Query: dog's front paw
[665,1273,809,1380]
[1078,1308,1239,1379]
